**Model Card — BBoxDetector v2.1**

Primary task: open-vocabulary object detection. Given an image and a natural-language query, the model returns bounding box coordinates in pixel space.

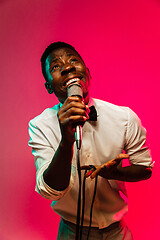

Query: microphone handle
[75,125,82,150]
[67,83,83,150]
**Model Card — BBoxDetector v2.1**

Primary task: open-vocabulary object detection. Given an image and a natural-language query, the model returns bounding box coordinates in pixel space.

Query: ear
[45,82,54,94]
[87,67,92,79]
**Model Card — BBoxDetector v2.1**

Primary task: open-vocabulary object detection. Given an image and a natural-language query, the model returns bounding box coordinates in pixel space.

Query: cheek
[50,73,61,86]
[76,64,86,72]
[46,70,53,82]
[51,82,61,95]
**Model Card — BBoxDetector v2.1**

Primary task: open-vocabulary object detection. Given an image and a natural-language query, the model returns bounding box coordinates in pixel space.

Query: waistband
[62,219,121,232]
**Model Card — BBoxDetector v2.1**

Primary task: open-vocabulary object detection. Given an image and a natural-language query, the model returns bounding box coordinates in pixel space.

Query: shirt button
[101,222,104,228]
[86,153,90,158]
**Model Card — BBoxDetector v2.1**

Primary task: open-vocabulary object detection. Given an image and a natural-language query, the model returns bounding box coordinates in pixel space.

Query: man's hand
[80,154,129,179]
[80,153,152,182]
[57,96,89,146]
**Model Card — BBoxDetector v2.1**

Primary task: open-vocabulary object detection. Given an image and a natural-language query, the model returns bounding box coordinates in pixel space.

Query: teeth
[66,78,80,86]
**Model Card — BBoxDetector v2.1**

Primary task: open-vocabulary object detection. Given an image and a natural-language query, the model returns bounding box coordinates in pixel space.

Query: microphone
[67,82,83,150]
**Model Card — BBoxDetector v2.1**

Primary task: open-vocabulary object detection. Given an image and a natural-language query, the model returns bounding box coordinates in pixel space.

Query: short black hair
[40,41,85,82]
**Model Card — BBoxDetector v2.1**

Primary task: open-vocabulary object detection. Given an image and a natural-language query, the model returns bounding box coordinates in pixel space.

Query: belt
[63,219,121,232]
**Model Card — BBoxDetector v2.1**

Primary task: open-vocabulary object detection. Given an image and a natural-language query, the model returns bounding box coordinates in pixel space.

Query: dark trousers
[57,219,133,240]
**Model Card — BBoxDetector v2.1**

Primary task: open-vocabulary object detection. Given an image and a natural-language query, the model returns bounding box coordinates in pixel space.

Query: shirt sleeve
[28,120,72,201]
[124,108,153,168]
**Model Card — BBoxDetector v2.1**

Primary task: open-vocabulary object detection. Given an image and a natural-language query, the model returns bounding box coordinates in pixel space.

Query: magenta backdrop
[0,0,159,239]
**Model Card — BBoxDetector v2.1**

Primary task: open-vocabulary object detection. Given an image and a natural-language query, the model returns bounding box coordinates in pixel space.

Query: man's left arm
[81,153,152,181]
[81,108,153,182]
[112,162,152,182]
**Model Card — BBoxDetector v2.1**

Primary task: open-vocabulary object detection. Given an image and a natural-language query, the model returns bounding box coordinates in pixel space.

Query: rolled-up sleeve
[124,108,153,168]
[28,120,72,201]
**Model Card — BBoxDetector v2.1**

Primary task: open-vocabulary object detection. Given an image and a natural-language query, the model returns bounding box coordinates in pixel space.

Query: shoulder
[93,98,129,116]
[29,104,60,128]
[93,98,140,124]
[93,98,124,110]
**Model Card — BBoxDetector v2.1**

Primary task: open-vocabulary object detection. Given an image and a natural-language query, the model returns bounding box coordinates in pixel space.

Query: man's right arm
[43,139,73,191]
[43,96,89,191]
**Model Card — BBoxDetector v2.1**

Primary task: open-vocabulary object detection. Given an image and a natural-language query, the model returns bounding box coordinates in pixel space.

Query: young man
[28,42,153,239]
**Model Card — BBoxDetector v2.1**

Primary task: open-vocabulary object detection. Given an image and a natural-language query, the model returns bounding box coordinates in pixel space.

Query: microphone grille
[67,83,82,98]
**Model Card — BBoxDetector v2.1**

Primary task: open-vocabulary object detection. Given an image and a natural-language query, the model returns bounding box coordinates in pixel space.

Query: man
[28,41,153,240]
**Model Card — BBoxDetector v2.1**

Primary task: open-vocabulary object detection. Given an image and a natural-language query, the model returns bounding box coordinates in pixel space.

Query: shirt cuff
[35,163,71,201]
[129,149,154,169]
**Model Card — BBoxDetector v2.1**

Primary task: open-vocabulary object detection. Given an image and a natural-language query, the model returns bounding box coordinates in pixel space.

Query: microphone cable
[75,149,98,240]
[75,149,82,240]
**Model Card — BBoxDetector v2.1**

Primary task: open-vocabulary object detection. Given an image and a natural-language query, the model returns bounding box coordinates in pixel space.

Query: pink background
[0,0,160,239]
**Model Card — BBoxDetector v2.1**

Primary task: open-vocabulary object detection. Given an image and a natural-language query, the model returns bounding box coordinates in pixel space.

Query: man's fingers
[115,154,129,160]
[85,168,96,178]
[58,97,89,127]
[81,154,130,180]
[80,165,92,170]
[89,167,102,179]
[102,154,129,168]
[80,165,99,178]
[63,96,82,106]
[60,97,86,113]
[60,115,87,125]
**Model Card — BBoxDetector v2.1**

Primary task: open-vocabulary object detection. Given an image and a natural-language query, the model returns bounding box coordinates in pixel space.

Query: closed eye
[70,58,78,64]
[50,64,60,72]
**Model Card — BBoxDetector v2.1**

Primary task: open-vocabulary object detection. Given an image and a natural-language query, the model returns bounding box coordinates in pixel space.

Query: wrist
[60,138,74,152]
[100,165,123,180]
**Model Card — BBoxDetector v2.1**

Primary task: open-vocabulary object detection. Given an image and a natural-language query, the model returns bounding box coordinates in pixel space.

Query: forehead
[48,47,81,62]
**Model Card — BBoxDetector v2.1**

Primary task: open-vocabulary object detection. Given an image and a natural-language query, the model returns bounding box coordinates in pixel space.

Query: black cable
[80,169,87,239]
[75,149,98,240]
[75,149,81,240]
[87,175,98,240]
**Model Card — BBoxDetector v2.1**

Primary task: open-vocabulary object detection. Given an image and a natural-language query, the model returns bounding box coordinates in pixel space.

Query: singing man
[28,41,153,240]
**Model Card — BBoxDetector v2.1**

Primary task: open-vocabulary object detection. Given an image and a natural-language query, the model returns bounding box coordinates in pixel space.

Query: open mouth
[63,77,82,87]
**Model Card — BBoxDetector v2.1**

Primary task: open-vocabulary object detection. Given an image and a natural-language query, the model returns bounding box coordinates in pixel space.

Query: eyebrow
[50,57,59,63]
[50,53,78,63]
[66,53,76,57]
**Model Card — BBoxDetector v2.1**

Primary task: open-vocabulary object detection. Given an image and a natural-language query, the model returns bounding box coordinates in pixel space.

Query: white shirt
[28,98,152,229]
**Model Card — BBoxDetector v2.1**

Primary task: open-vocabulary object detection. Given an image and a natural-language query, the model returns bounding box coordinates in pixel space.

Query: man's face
[45,47,91,104]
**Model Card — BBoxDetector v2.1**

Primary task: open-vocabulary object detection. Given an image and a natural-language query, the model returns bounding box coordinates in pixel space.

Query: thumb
[115,153,129,160]
[104,154,129,168]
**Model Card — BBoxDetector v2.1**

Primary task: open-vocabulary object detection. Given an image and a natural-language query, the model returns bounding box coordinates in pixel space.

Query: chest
[74,118,126,166]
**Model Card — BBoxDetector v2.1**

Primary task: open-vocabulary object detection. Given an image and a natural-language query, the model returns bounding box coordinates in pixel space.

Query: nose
[61,64,76,76]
